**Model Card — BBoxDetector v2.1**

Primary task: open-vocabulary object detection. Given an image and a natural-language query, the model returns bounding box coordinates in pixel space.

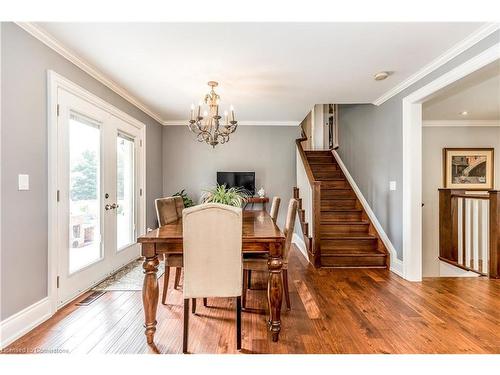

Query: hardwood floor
[3,245,500,354]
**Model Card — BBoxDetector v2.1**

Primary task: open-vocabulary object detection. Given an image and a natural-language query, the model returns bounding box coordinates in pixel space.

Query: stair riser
[311,164,340,172]
[321,189,355,198]
[321,223,369,234]
[321,239,378,251]
[320,255,387,267]
[322,211,362,221]
[319,181,350,189]
[321,199,357,209]
[314,171,344,179]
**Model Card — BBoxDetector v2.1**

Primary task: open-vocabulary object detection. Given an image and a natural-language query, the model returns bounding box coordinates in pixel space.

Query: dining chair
[242,198,297,311]
[269,196,281,223]
[182,203,243,353]
[246,196,281,289]
[155,196,184,304]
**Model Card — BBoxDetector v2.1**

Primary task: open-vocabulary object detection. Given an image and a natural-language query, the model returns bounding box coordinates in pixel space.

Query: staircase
[297,150,389,268]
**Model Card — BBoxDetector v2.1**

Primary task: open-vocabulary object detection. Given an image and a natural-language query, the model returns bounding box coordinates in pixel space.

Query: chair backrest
[283,199,298,262]
[183,203,243,299]
[269,196,281,223]
[155,196,185,226]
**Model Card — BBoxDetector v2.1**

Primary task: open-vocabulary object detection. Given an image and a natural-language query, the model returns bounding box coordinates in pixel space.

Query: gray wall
[338,31,499,260]
[162,126,299,228]
[422,126,500,277]
[0,23,163,319]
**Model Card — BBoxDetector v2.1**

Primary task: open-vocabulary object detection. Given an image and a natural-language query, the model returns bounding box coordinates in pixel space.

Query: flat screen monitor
[217,172,255,196]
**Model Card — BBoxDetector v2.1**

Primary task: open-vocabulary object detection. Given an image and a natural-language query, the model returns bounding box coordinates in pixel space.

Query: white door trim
[47,70,147,312]
[401,44,500,281]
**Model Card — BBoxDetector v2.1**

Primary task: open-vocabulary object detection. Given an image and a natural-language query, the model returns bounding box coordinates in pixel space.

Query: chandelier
[188,81,238,147]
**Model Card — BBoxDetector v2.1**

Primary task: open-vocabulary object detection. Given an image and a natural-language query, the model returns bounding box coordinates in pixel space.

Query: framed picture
[443,148,494,190]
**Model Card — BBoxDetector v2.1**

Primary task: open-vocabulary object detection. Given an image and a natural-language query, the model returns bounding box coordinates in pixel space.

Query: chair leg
[242,270,248,309]
[161,266,170,305]
[203,298,208,307]
[183,299,189,353]
[283,269,291,310]
[174,267,182,289]
[236,296,242,350]
[191,298,197,314]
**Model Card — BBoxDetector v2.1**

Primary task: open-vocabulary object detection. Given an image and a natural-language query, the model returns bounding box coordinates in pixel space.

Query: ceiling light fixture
[187,81,238,148]
[374,71,390,81]
[460,111,469,116]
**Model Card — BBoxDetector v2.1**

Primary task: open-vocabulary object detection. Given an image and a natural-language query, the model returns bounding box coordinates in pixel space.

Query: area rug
[93,258,165,291]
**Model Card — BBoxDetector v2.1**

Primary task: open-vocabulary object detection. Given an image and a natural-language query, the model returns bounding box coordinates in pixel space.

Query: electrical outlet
[389,181,397,191]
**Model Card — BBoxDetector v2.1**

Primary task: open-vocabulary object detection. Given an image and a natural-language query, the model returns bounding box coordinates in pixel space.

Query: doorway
[401,44,499,281]
[49,72,146,308]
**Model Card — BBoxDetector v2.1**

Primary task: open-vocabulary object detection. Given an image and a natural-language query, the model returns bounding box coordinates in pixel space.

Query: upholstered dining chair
[155,196,184,304]
[182,203,243,353]
[242,198,297,311]
[269,196,281,223]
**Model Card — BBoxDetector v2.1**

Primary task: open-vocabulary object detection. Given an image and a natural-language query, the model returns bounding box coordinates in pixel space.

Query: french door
[56,88,143,306]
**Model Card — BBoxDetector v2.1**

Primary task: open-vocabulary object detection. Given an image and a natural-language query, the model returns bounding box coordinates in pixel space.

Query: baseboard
[292,233,309,261]
[439,261,480,277]
[390,257,404,277]
[332,150,401,276]
[0,297,53,349]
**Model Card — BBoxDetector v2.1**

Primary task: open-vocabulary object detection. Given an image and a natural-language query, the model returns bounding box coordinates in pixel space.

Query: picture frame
[443,148,494,190]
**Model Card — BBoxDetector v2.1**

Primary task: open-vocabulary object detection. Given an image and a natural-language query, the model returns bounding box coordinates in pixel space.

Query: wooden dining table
[137,210,286,346]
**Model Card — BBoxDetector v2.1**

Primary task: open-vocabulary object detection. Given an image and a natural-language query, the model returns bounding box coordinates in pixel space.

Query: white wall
[162,125,299,229]
[422,125,500,277]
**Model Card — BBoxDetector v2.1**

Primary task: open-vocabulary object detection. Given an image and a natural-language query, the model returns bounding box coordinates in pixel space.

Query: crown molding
[163,120,300,126]
[372,22,500,106]
[15,22,164,124]
[15,22,301,128]
[423,120,500,127]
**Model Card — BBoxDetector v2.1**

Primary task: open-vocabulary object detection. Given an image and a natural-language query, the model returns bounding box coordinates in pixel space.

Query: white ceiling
[37,22,487,123]
[423,60,500,121]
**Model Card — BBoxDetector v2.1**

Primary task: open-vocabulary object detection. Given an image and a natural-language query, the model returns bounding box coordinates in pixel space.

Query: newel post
[438,189,456,262]
[312,181,322,268]
[488,190,500,278]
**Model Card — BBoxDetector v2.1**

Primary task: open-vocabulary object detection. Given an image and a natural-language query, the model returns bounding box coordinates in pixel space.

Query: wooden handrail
[295,135,316,186]
[296,122,322,267]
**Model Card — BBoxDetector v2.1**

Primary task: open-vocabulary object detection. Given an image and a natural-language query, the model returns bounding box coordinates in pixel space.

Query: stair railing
[439,189,500,278]
[296,124,322,267]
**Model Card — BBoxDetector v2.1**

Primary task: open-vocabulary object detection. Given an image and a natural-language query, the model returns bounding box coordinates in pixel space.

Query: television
[217,172,256,196]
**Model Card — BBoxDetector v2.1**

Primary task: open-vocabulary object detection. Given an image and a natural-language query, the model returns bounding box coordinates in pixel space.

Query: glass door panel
[116,133,135,250]
[68,113,102,273]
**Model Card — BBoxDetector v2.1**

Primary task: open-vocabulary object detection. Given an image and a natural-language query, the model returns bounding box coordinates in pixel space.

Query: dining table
[137,209,286,346]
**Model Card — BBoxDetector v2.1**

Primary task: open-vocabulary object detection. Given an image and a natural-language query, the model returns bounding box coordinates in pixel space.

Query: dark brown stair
[304,150,389,269]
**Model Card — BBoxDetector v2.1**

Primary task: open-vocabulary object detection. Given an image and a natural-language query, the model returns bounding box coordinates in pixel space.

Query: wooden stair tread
[321,220,369,224]
[320,233,376,240]
[321,252,386,257]
[321,208,362,212]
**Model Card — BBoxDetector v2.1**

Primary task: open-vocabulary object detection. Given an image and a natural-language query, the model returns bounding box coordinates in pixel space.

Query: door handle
[111,203,118,209]
[105,204,112,210]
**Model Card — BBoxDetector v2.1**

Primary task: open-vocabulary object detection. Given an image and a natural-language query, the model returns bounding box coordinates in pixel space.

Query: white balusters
[456,195,489,274]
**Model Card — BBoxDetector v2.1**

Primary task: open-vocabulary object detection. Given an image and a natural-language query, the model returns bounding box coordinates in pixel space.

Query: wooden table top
[138,210,285,244]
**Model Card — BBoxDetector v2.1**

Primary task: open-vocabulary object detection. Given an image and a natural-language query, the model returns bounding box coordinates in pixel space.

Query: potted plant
[201,184,249,208]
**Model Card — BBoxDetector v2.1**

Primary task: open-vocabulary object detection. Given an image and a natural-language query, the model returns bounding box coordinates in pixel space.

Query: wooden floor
[4,246,500,354]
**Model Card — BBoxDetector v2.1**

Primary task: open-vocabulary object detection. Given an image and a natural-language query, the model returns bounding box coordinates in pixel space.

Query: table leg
[142,255,159,345]
[267,247,283,342]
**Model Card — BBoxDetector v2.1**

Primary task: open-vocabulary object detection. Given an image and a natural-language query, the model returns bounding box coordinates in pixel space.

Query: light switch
[389,181,397,191]
[18,174,29,191]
